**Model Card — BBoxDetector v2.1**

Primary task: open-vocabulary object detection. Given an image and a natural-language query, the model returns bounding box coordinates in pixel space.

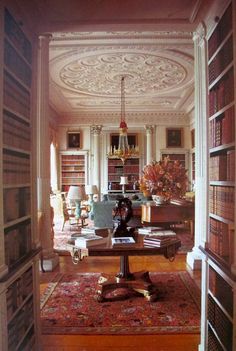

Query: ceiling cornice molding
[51,30,193,41]
[57,111,189,126]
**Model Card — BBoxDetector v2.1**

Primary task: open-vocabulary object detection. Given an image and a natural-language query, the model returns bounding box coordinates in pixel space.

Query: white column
[145,125,154,164]
[187,24,207,270]
[90,125,103,192]
[37,34,58,271]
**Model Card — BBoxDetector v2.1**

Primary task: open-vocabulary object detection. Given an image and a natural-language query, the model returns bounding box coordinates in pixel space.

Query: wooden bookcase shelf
[161,152,187,168]
[0,8,39,350]
[107,158,140,192]
[203,2,236,350]
[60,152,87,192]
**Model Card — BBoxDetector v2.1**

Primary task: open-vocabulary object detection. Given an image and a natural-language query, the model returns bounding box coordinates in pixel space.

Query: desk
[142,200,195,237]
[67,234,181,302]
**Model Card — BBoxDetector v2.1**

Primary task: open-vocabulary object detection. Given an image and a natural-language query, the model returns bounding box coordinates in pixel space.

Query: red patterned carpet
[40,271,200,335]
[53,216,194,254]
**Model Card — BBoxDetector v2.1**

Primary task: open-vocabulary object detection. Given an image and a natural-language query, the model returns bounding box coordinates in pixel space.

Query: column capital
[145,125,155,135]
[193,22,206,44]
[91,125,103,135]
[39,33,53,41]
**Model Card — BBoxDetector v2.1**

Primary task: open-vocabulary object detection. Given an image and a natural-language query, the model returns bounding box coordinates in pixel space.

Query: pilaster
[90,125,103,193]
[37,34,58,271]
[145,125,154,164]
[187,23,208,270]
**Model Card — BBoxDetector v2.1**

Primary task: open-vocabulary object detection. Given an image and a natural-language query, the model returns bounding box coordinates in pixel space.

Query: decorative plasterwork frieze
[51,31,193,41]
[58,111,190,127]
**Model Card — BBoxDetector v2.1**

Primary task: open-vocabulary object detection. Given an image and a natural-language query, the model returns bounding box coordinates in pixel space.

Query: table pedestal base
[96,270,158,302]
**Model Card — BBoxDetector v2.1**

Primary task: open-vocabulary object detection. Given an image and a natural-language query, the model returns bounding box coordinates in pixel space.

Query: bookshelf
[60,152,87,192]
[107,158,140,192]
[160,151,187,169]
[0,8,40,350]
[203,2,236,350]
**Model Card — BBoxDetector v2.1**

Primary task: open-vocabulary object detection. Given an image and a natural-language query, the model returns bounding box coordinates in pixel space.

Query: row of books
[208,3,232,59]
[6,267,33,321]
[3,151,30,185]
[209,186,234,221]
[207,294,232,350]
[61,155,84,161]
[208,35,233,85]
[108,166,123,174]
[3,110,31,151]
[4,72,31,119]
[3,187,31,223]
[8,296,34,351]
[209,69,234,116]
[108,159,139,166]
[209,106,235,148]
[5,220,32,268]
[62,178,85,185]
[4,9,32,64]
[62,172,85,178]
[4,39,32,88]
[208,267,233,317]
[208,217,233,263]
[62,166,85,171]
[162,153,185,161]
[74,227,109,248]
[19,327,36,351]
[209,150,235,181]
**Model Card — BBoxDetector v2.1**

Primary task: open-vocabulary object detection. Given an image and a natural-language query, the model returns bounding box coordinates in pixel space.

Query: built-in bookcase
[0,8,40,351]
[60,152,87,192]
[201,2,236,350]
[107,158,140,192]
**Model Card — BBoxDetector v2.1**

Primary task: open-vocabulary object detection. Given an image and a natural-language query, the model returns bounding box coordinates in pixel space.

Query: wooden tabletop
[67,234,181,258]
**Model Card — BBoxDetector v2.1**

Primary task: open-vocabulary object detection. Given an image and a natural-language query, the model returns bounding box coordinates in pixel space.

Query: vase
[152,195,170,205]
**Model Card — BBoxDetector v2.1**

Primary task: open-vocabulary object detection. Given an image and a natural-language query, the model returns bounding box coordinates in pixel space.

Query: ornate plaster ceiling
[49,31,194,125]
[18,0,213,126]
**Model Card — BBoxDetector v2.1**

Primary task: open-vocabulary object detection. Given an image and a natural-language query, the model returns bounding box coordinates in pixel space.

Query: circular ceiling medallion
[60,52,186,97]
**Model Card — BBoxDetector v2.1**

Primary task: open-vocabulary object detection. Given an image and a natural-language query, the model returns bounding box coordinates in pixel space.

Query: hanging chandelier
[107,76,139,164]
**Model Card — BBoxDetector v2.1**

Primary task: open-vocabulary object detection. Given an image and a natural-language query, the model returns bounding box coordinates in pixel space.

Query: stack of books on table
[138,227,175,236]
[74,228,109,248]
[74,234,108,248]
[81,227,110,237]
[143,230,177,248]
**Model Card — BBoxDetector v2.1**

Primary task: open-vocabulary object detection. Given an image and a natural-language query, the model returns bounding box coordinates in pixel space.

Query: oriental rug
[53,216,193,254]
[40,271,200,335]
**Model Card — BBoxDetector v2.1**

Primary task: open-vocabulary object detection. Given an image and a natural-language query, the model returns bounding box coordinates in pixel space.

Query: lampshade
[85,185,98,195]
[67,186,85,200]
[120,176,128,185]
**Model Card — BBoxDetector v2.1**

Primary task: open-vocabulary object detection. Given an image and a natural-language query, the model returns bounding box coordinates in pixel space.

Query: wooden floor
[40,253,201,351]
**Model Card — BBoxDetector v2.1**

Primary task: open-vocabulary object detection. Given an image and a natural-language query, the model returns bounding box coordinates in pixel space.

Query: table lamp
[85,185,98,219]
[120,176,128,194]
[67,185,85,218]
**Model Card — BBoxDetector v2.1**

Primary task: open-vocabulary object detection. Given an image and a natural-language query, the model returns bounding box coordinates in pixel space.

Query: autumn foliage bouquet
[139,157,188,201]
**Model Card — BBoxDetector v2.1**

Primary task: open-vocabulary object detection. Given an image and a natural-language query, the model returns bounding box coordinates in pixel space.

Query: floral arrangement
[139,157,188,201]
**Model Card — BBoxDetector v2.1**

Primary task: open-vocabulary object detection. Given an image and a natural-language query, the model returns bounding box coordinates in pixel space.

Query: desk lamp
[85,185,98,219]
[120,176,128,194]
[67,185,85,218]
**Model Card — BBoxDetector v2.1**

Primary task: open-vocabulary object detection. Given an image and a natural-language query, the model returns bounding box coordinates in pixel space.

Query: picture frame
[110,133,137,149]
[67,131,81,149]
[166,128,183,148]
